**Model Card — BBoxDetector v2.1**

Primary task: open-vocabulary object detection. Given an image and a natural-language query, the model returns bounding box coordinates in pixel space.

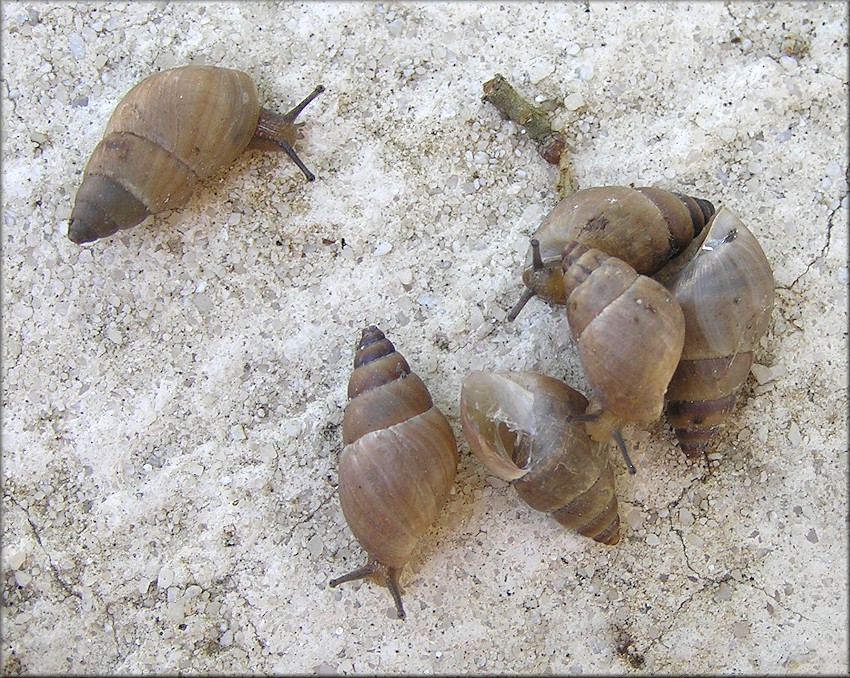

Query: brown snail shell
[330,326,458,619]
[460,371,620,545]
[69,65,324,244]
[509,186,714,320]
[561,242,686,427]
[658,207,775,458]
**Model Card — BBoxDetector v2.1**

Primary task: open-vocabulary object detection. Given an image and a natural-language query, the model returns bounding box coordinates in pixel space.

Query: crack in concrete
[7,493,80,602]
[6,490,124,670]
[104,605,124,664]
[745,580,832,629]
[778,196,847,292]
[281,491,335,545]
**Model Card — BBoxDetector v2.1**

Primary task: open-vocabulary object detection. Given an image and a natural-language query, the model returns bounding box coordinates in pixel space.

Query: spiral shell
[460,371,620,545]
[561,242,685,425]
[330,326,458,619]
[659,207,775,457]
[509,186,713,319]
[69,65,323,244]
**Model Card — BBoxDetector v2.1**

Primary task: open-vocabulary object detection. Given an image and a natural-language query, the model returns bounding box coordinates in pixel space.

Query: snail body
[460,371,620,544]
[509,186,714,319]
[561,241,686,433]
[330,326,458,619]
[659,207,775,457]
[69,65,324,244]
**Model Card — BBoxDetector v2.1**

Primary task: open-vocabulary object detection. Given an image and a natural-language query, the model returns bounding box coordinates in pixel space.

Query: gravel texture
[2,2,847,674]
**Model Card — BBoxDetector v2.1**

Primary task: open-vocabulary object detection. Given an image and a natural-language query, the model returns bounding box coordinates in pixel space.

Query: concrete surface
[2,1,847,674]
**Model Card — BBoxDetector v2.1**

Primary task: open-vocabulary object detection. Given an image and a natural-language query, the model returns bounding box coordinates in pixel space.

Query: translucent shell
[460,371,620,545]
[660,207,775,457]
[561,242,686,423]
[519,186,714,309]
[332,326,458,618]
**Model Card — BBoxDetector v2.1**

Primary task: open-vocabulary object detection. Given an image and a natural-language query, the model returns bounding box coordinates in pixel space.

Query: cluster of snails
[69,67,775,620]
[457,187,775,553]
[330,191,774,617]
[503,185,775,460]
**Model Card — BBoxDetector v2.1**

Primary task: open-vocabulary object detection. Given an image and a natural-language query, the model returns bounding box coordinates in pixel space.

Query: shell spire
[330,326,458,619]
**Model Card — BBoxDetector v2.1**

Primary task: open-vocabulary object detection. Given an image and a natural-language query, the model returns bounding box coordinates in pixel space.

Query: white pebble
[158,566,174,589]
[788,421,802,447]
[750,363,775,384]
[626,508,644,530]
[779,56,798,72]
[720,127,737,143]
[646,533,661,546]
[578,65,594,80]
[307,534,324,558]
[398,268,413,286]
[564,93,584,111]
[8,551,26,570]
[528,59,555,84]
[15,571,32,587]
[679,508,694,527]
[687,533,705,547]
[69,34,85,60]
[374,242,392,256]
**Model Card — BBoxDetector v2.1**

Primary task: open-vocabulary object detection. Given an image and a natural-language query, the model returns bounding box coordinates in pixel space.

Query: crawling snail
[508,186,714,320]
[656,207,775,457]
[330,326,458,620]
[560,241,685,464]
[460,371,620,544]
[68,65,324,244]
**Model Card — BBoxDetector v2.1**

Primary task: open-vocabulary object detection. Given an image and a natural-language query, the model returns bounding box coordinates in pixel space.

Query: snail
[656,207,775,457]
[330,326,458,620]
[460,371,620,544]
[508,186,714,320]
[560,241,686,463]
[68,65,324,244]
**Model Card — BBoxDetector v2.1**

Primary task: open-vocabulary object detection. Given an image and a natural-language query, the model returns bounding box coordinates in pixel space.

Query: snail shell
[330,326,458,619]
[460,371,620,545]
[561,241,686,426]
[659,207,775,457]
[509,186,714,319]
[69,65,323,244]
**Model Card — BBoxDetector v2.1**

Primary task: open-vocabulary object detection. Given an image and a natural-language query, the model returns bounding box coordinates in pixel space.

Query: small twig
[482,73,575,197]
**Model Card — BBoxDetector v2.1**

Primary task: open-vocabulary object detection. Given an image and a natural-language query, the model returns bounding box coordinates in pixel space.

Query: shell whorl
[662,207,775,457]
[561,242,685,423]
[460,371,620,545]
[522,186,715,306]
[338,326,458,570]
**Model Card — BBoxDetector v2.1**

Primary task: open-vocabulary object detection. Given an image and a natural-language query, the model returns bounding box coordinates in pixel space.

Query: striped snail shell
[69,65,324,244]
[561,241,686,429]
[658,207,775,457]
[509,186,714,320]
[460,371,620,544]
[330,326,458,619]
